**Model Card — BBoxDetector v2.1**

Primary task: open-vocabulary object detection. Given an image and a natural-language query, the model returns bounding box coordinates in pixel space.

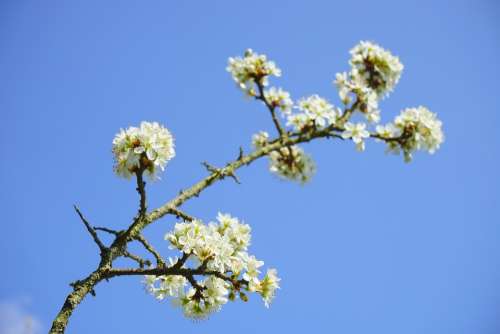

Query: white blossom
[393,106,444,161]
[252,131,269,149]
[143,275,187,301]
[334,72,380,123]
[258,268,280,308]
[349,41,403,98]
[375,123,400,141]
[286,95,340,131]
[264,87,293,115]
[227,49,281,96]
[342,122,370,151]
[112,121,175,180]
[269,146,316,183]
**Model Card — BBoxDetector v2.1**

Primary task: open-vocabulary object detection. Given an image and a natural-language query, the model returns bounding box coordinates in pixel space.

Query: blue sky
[1,1,499,333]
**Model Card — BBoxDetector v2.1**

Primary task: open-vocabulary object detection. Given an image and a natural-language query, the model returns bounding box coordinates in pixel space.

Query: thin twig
[167,206,195,222]
[134,234,165,266]
[123,251,151,268]
[73,205,106,253]
[255,79,285,137]
[94,227,120,236]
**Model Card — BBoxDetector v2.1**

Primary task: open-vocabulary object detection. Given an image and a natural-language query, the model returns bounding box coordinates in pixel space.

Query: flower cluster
[264,87,293,114]
[349,41,403,99]
[112,121,175,179]
[227,49,281,96]
[334,41,402,124]
[269,146,316,183]
[286,95,340,131]
[145,213,280,319]
[380,106,444,162]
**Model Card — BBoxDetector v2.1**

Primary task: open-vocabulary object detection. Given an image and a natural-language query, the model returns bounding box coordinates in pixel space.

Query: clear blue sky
[1,1,499,333]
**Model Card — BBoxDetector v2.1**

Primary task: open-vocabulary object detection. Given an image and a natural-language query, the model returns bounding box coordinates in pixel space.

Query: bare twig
[167,206,195,222]
[94,227,120,236]
[123,251,151,268]
[73,205,106,253]
[255,79,285,137]
[134,234,165,266]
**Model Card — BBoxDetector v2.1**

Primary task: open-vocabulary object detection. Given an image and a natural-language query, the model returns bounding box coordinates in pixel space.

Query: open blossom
[112,121,175,179]
[287,95,340,131]
[393,106,444,161]
[342,122,370,151]
[375,123,400,140]
[258,268,280,308]
[227,49,281,96]
[269,145,316,183]
[349,41,403,98]
[144,275,187,301]
[264,87,293,115]
[334,72,380,123]
[153,213,280,319]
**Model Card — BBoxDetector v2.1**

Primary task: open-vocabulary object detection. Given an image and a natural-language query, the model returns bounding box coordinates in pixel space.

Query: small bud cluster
[112,121,175,179]
[227,49,281,96]
[145,213,280,319]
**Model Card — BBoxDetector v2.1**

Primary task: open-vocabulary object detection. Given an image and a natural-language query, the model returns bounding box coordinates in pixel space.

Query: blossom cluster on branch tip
[333,41,403,125]
[226,49,281,96]
[349,41,403,99]
[112,121,175,179]
[378,106,444,162]
[144,213,280,319]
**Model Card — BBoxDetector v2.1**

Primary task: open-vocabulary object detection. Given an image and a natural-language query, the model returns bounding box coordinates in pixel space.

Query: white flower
[227,49,281,96]
[393,106,444,161]
[334,72,380,123]
[258,268,280,308]
[202,276,230,310]
[143,275,187,301]
[242,255,264,285]
[375,123,400,140]
[334,72,353,105]
[264,87,293,115]
[252,131,269,149]
[287,95,340,131]
[349,41,403,99]
[269,146,316,183]
[342,122,370,151]
[112,121,175,180]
